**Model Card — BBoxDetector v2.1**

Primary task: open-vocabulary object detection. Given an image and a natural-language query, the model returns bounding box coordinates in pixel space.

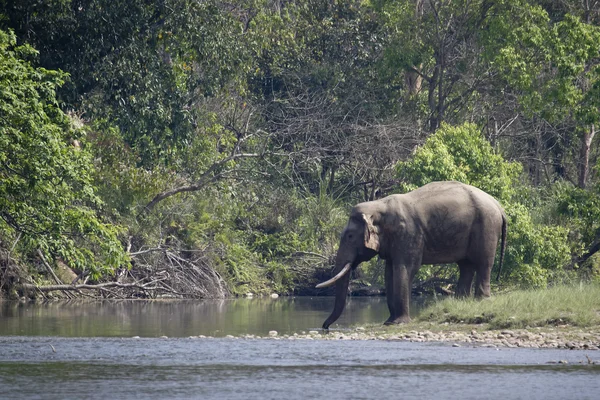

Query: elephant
[316,181,507,329]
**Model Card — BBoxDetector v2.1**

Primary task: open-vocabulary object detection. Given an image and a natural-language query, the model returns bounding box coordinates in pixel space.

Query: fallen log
[21,282,159,292]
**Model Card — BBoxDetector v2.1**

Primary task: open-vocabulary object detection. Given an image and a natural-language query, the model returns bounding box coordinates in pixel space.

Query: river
[1,297,599,399]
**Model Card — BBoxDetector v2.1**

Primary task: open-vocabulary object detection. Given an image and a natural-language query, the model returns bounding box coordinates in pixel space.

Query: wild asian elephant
[316,181,507,329]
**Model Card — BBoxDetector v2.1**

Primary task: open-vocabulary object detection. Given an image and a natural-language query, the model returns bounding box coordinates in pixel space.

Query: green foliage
[1,0,252,167]
[1,1,599,298]
[87,121,167,217]
[485,5,600,124]
[213,230,266,296]
[293,189,348,252]
[502,202,571,288]
[396,123,522,201]
[555,184,600,246]
[548,181,600,281]
[0,29,127,278]
[375,0,500,129]
[160,181,349,295]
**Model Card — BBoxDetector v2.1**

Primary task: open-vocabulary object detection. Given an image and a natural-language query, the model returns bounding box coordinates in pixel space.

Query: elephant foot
[383,315,411,325]
[474,289,491,298]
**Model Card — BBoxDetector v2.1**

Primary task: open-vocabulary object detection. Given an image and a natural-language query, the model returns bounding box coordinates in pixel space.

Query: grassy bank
[416,284,600,329]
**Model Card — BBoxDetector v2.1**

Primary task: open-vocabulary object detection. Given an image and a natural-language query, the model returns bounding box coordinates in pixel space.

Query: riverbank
[233,284,600,351]
[218,324,600,353]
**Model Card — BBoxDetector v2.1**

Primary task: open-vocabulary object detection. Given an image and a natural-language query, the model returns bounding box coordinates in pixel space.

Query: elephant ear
[362,213,380,251]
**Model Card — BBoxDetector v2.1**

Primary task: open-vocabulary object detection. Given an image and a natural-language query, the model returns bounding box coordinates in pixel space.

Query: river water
[1,297,599,400]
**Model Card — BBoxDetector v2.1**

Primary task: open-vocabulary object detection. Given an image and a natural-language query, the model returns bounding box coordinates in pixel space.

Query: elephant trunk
[322,269,351,329]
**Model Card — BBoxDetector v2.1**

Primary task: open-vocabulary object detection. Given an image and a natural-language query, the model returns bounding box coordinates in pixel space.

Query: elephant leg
[474,259,492,298]
[456,260,475,297]
[384,260,395,318]
[384,263,411,325]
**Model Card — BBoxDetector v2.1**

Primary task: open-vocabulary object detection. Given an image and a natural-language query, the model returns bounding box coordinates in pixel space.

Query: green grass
[417,284,600,329]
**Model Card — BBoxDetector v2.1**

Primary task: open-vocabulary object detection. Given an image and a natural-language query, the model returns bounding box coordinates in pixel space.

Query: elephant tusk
[315,263,351,289]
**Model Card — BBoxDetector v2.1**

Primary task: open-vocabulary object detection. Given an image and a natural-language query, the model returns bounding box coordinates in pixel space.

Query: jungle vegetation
[1,0,599,299]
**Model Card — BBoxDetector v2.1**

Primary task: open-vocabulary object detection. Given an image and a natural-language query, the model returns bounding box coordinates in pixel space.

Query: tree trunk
[578,125,595,189]
[405,67,423,97]
[427,64,440,132]
[405,1,424,98]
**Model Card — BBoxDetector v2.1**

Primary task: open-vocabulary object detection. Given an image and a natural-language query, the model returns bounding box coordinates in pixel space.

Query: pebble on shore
[225,327,600,351]
[168,326,600,352]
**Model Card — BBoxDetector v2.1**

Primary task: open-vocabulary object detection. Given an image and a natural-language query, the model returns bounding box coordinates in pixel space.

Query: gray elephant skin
[316,181,507,329]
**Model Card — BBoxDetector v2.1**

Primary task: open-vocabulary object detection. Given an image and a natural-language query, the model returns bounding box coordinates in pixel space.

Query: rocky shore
[188,326,600,352]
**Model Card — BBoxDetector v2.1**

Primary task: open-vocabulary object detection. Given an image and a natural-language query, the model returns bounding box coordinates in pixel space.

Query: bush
[396,122,522,201]
[148,182,348,295]
[0,29,127,281]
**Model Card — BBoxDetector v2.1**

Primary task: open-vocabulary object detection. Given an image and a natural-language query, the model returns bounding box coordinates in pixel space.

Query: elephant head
[317,212,380,329]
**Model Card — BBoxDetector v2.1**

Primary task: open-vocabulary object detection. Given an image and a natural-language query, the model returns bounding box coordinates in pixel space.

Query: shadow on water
[0,296,410,337]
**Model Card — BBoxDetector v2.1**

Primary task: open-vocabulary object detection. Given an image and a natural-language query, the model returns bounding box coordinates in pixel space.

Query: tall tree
[377,0,495,132]
[483,0,600,187]
[0,29,126,278]
[248,0,405,200]
[1,0,251,167]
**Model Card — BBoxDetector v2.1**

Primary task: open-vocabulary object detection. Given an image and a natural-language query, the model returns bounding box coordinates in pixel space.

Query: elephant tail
[495,211,507,282]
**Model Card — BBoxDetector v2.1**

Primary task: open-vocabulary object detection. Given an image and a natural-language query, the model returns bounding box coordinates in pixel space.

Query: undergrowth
[418,284,600,329]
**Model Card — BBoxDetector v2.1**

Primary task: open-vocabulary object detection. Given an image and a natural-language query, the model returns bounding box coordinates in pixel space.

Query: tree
[483,0,600,188]
[1,0,252,167]
[376,0,496,132]
[248,0,412,201]
[0,29,126,281]
[396,123,522,200]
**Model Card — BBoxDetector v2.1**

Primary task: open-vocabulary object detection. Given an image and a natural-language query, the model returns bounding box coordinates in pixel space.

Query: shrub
[396,122,522,201]
[0,29,127,280]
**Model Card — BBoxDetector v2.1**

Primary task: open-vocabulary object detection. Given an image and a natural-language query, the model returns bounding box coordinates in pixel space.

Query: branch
[409,66,432,83]
[36,250,56,282]
[10,232,21,253]
[496,114,520,136]
[21,282,160,292]
[143,153,261,213]
[128,247,165,257]
[577,237,600,266]
[290,251,329,260]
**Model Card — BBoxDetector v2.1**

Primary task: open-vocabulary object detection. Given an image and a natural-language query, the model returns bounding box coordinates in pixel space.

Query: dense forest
[1,0,599,300]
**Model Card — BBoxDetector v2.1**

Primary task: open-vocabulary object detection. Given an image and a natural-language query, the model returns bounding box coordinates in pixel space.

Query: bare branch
[143,152,261,213]
[290,251,329,260]
[36,249,67,290]
[128,247,166,257]
[21,282,165,293]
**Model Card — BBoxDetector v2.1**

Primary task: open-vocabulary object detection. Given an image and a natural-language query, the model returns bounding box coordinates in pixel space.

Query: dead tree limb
[576,236,600,266]
[36,249,62,286]
[291,251,329,260]
[21,282,157,292]
[142,153,261,213]
[36,249,75,299]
